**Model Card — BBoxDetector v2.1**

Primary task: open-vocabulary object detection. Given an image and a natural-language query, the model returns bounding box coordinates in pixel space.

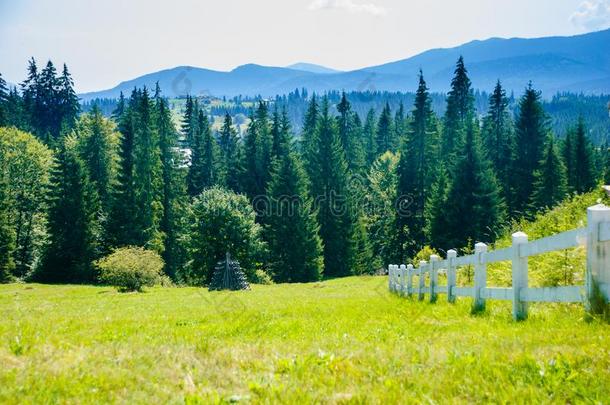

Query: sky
[1,0,610,93]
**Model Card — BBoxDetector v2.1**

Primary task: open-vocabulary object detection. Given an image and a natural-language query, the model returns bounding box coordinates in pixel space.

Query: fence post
[429,255,439,303]
[447,249,457,303]
[407,264,414,297]
[418,261,426,301]
[586,204,610,313]
[399,264,407,296]
[511,232,528,321]
[388,264,395,292]
[473,242,487,313]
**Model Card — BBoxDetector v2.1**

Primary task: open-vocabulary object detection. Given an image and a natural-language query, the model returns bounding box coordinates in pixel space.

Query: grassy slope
[1,277,609,403]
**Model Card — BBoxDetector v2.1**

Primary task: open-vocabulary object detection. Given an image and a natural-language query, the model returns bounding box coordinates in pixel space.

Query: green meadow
[1,277,609,404]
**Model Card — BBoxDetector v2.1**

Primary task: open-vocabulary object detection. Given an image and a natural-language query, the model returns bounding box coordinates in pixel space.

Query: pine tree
[395,71,438,257]
[394,101,406,141]
[442,117,506,249]
[20,58,39,134]
[481,81,514,200]
[363,108,377,166]
[375,103,394,155]
[241,101,272,200]
[77,104,116,215]
[562,127,575,192]
[511,83,548,216]
[336,92,365,172]
[301,95,319,180]
[37,60,60,143]
[112,91,126,123]
[181,95,195,146]
[265,143,323,283]
[156,91,183,278]
[132,88,164,251]
[219,113,240,191]
[572,118,596,194]
[0,72,8,126]
[108,89,139,247]
[425,164,450,250]
[57,63,80,133]
[187,109,220,196]
[311,98,355,277]
[442,57,475,166]
[36,135,99,283]
[0,162,16,282]
[529,136,568,212]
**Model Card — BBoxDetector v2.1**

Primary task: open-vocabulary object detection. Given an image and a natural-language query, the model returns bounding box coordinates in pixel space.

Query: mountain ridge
[79,28,610,100]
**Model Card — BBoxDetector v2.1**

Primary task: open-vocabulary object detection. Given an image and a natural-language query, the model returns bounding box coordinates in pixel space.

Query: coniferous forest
[0,57,607,285]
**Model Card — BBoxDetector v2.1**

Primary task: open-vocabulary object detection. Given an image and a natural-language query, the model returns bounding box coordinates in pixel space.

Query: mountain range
[79,28,610,101]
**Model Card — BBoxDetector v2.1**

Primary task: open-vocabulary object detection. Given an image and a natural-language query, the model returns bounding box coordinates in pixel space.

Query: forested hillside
[0,56,608,285]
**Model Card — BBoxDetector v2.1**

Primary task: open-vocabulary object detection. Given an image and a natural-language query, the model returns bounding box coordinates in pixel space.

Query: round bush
[96,247,165,292]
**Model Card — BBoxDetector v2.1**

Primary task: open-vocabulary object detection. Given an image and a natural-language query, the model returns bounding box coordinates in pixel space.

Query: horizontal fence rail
[388,204,610,320]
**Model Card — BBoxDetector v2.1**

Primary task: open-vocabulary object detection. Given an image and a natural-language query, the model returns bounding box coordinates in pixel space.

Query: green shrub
[96,247,165,292]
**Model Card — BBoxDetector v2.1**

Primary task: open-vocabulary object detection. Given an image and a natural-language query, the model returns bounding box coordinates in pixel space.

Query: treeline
[1,57,609,285]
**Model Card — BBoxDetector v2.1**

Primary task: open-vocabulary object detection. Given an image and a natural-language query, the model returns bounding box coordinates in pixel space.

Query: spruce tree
[363,108,377,166]
[265,142,323,283]
[132,88,164,250]
[425,164,450,250]
[156,91,183,278]
[0,72,8,126]
[57,63,80,133]
[481,81,514,200]
[0,162,16,283]
[442,117,506,249]
[442,57,475,166]
[511,83,548,216]
[572,118,596,194]
[375,103,394,155]
[36,135,99,283]
[529,136,567,212]
[301,96,319,180]
[187,109,220,196]
[219,113,240,191]
[77,104,116,215]
[241,102,273,200]
[395,71,438,257]
[310,98,355,277]
[336,92,365,173]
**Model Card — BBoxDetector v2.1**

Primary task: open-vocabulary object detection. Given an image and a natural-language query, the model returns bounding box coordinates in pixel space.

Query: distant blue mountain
[80,29,610,101]
[287,63,341,74]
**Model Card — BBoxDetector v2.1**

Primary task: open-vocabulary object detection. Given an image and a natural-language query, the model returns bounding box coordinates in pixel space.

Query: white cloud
[308,0,387,17]
[570,0,610,31]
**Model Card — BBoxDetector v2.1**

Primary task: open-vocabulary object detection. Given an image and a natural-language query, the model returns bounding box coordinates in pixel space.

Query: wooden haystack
[208,253,250,291]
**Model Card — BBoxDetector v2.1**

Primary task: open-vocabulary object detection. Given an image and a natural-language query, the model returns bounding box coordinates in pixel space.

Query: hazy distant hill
[286,63,341,74]
[80,29,610,100]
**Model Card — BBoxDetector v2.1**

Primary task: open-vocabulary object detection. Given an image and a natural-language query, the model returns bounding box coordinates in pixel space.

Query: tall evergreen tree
[375,103,395,155]
[0,160,16,283]
[77,104,116,215]
[187,109,220,196]
[311,98,355,277]
[425,164,450,250]
[572,118,596,194]
[219,112,240,191]
[112,91,126,122]
[36,136,99,283]
[132,88,164,250]
[57,63,80,132]
[336,92,365,172]
[363,108,377,166]
[442,57,475,166]
[20,58,39,134]
[511,83,548,216]
[301,95,319,180]
[265,134,323,282]
[481,80,514,200]
[442,117,506,250]
[395,71,438,257]
[156,91,183,278]
[0,72,8,126]
[241,101,273,200]
[529,136,568,212]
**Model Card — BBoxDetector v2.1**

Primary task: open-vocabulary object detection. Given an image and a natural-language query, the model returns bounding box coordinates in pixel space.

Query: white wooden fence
[388,204,610,320]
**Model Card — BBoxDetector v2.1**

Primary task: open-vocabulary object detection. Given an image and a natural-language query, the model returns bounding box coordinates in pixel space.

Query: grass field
[1,277,609,403]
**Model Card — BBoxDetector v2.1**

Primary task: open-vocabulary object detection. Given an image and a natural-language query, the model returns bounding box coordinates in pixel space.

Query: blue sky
[1,0,609,92]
